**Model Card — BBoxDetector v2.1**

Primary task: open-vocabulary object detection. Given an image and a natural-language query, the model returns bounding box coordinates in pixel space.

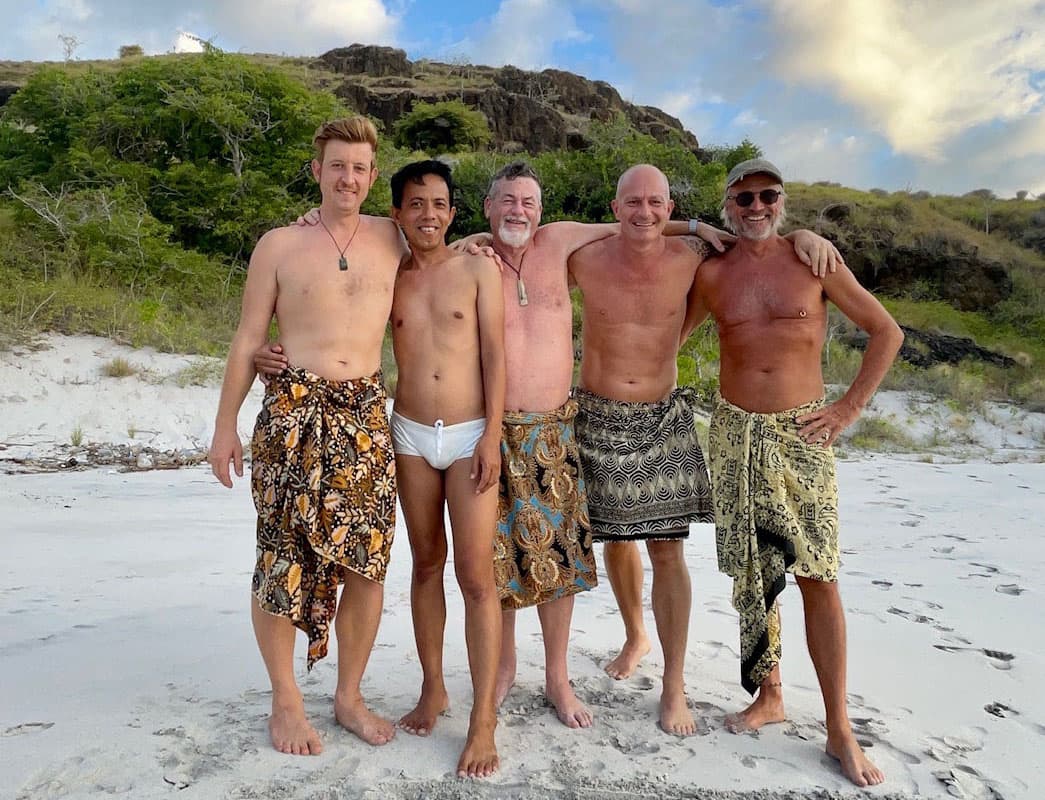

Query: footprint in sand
[783,720,823,741]
[871,580,893,590]
[935,646,1014,670]
[2,721,54,737]
[934,764,1003,799]
[888,606,933,624]
[984,701,1017,718]
[995,583,1025,596]
[926,731,984,762]
[690,640,737,660]
[968,562,1001,577]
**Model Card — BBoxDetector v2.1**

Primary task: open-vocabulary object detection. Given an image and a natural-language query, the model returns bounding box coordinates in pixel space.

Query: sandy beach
[2,336,1043,799]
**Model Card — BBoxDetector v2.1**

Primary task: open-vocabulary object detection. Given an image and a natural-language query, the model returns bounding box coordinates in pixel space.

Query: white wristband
[688,218,699,234]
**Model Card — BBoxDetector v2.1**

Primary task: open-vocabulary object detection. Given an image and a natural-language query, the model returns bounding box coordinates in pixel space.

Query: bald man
[567,164,713,735]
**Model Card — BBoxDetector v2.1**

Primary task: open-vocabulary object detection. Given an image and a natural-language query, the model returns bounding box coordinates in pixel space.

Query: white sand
[1,336,1043,799]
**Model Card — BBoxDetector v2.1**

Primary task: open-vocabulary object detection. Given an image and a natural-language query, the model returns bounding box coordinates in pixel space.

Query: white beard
[498,221,531,248]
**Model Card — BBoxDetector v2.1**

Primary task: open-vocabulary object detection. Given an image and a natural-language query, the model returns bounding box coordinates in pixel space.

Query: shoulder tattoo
[682,236,711,258]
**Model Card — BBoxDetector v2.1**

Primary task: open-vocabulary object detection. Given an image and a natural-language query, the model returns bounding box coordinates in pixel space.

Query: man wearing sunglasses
[685,158,902,786]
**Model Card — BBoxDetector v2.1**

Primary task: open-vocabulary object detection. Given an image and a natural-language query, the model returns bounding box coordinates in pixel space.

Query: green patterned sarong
[708,394,839,694]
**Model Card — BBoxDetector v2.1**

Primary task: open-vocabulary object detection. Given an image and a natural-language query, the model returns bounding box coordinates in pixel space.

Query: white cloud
[1,0,402,60]
[598,0,1045,193]
[206,0,400,55]
[174,32,205,54]
[463,0,588,69]
[655,91,696,118]
[766,0,1045,158]
[730,109,766,128]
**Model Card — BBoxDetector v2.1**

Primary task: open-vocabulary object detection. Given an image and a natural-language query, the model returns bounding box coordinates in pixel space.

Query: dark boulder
[843,325,1016,368]
[0,83,18,107]
[316,44,411,77]
[845,242,1012,313]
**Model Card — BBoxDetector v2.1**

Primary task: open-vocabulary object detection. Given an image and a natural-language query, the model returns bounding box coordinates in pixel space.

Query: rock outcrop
[844,240,1012,314]
[320,44,700,154]
[843,325,1017,368]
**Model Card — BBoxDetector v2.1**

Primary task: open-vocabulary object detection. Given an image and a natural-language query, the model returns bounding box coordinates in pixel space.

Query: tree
[119,45,144,58]
[1,52,344,260]
[57,34,81,61]
[393,100,491,154]
[704,138,763,171]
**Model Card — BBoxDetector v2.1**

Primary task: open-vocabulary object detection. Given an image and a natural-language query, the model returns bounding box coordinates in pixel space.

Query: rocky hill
[312,44,700,155]
[0,43,699,157]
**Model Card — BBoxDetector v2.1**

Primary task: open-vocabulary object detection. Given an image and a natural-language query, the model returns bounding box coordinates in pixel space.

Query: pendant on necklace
[339,256,348,271]
[516,278,529,306]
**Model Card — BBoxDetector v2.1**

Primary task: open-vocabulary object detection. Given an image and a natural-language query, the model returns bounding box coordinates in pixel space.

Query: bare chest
[392,270,477,334]
[578,262,691,324]
[278,238,398,305]
[712,271,824,328]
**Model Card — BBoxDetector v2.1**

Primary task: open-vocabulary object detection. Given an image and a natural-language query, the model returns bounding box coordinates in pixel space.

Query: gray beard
[498,223,531,248]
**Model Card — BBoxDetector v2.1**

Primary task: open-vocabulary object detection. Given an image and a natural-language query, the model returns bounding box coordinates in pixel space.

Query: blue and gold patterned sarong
[494,399,597,609]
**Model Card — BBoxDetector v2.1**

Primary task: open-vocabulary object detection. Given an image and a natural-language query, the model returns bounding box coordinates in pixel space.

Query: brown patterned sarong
[575,386,713,541]
[707,394,839,694]
[495,399,597,609]
[251,367,396,669]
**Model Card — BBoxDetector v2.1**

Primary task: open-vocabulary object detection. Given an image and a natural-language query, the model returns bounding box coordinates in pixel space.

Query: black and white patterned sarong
[574,386,713,541]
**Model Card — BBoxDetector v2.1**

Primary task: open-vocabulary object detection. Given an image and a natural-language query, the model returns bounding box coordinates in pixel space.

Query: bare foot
[494,662,516,708]
[658,689,697,736]
[604,636,651,680]
[546,680,593,729]
[269,692,323,755]
[398,686,450,736]
[334,693,395,746]
[826,731,885,787]
[724,694,786,734]
[457,716,499,779]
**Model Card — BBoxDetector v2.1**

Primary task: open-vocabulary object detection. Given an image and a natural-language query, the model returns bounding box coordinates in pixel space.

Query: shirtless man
[567,164,715,735]
[256,162,840,731]
[686,158,901,785]
[208,116,404,756]
[460,163,840,727]
[386,160,505,779]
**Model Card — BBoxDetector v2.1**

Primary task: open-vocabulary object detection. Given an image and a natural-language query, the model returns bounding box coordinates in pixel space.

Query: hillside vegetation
[1,50,1043,410]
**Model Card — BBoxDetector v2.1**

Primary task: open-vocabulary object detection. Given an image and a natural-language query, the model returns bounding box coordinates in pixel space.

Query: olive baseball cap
[725,158,784,189]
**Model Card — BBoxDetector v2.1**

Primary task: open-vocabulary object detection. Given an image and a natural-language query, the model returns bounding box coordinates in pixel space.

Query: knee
[412,548,448,583]
[795,576,840,601]
[604,540,637,565]
[646,540,683,569]
[455,564,496,604]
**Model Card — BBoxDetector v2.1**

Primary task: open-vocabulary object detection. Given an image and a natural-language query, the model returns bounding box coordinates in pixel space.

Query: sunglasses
[728,189,784,207]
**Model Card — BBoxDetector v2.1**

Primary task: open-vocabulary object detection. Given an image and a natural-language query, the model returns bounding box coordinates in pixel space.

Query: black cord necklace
[317,211,362,271]
[494,247,528,306]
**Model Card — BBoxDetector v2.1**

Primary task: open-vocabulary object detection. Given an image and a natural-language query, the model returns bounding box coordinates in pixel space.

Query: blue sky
[4,0,1044,197]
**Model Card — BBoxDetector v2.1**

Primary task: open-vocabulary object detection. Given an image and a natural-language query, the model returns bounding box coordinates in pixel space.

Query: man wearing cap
[683,158,902,786]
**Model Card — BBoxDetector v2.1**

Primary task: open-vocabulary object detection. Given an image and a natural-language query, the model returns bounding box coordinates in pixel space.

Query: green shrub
[393,100,491,153]
[847,416,915,451]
